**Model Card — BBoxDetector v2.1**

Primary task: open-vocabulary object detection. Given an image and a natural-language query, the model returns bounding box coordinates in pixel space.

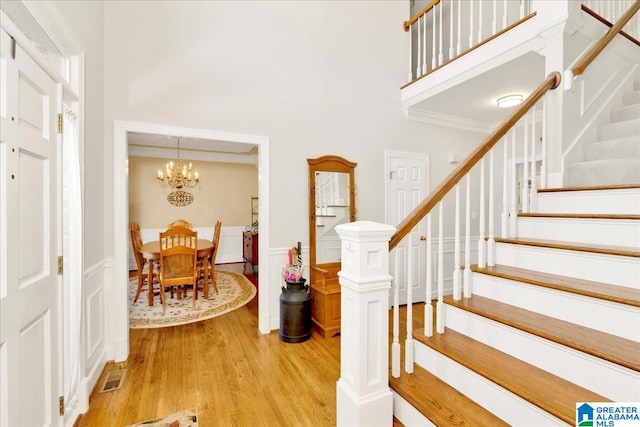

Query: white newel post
[335,221,396,427]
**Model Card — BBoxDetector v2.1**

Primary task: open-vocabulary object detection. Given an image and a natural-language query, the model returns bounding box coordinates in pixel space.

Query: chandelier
[156,138,199,189]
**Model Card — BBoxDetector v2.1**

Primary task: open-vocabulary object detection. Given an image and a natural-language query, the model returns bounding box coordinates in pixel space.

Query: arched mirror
[307,155,356,338]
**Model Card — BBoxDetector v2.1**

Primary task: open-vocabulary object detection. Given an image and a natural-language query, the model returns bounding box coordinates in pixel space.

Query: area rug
[127,408,198,426]
[129,270,256,329]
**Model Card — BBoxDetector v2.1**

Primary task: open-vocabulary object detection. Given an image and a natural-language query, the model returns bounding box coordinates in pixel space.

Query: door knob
[420,235,426,241]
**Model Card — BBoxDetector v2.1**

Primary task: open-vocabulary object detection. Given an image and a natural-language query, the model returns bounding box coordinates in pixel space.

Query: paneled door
[0,28,61,426]
[386,151,428,305]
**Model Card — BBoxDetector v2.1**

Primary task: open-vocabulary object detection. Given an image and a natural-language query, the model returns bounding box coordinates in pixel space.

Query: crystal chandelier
[156,138,199,189]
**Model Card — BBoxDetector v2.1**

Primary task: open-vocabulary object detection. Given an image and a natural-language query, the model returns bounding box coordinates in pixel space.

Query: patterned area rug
[127,408,198,426]
[129,270,256,329]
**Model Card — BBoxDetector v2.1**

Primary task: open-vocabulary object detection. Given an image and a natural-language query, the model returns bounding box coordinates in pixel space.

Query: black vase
[279,278,311,343]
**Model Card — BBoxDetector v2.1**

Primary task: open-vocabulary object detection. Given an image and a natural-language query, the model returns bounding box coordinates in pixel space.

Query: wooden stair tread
[443,294,640,371]
[413,327,610,425]
[389,364,509,427]
[539,184,640,192]
[471,264,640,307]
[495,236,640,258]
[518,213,640,220]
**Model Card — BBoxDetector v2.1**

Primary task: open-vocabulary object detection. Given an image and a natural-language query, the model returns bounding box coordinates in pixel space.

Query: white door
[0,29,61,427]
[386,151,428,305]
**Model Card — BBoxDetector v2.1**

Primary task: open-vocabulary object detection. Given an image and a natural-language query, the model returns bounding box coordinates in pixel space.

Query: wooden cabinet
[243,231,258,271]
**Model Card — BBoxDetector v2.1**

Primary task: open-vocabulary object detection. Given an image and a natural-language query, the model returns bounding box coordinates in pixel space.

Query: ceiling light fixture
[156,138,199,189]
[496,94,523,108]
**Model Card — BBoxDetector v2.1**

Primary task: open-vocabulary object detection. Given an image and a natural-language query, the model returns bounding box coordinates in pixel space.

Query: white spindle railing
[405,0,532,83]
[405,233,414,373]
[387,81,558,380]
[425,213,433,336]
[583,0,640,40]
[436,202,444,333]
[487,149,495,267]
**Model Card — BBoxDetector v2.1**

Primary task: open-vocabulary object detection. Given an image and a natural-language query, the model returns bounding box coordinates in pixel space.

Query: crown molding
[127,145,257,166]
[406,108,492,134]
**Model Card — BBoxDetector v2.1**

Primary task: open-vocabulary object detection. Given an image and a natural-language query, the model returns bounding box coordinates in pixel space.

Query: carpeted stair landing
[567,80,640,187]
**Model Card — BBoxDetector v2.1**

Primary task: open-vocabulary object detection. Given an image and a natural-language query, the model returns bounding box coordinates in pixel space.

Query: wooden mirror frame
[307,155,357,337]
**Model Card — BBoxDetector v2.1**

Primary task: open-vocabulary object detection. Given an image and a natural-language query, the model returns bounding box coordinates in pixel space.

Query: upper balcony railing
[403,0,533,87]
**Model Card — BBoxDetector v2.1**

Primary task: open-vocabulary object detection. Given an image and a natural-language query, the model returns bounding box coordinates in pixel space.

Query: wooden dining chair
[129,222,158,303]
[197,221,222,295]
[159,226,199,314]
[169,219,193,229]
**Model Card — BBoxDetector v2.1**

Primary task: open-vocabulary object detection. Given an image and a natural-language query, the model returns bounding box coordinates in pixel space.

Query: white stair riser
[392,393,435,427]
[444,304,640,401]
[494,243,640,288]
[471,273,640,341]
[517,217,640,247]
[536,189,640,214]
[413,342,566,426]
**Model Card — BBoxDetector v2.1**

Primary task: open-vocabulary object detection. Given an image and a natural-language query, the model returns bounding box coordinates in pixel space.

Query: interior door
[387,152,428,305]
[0,28,61,426]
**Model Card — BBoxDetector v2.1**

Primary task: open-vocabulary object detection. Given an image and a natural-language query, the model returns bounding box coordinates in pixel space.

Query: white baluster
[510,130,518,237]
[503,0,508,30]
[530,103,537,211]
[541,94,547,189]
[478,0,483,43]
[492,0,498,34]
[457,0,462,55]
[464,175,471,298]
[405,233,414,373]
[522,113,529,213]
[438,2,444,65]
[520,0,525,19]
[425,213,433,336]
[502,136,508,239]
[432,7,437,69]
[469,0,474,49]
[478,157,486,268]
[408,23,413,82]
[392,248,400,378]
[453,184,461,300]
[422,13,427,74]
[449,0,455,60]
[487,149,495,267]
[436,203,445,334]
[416,17,422,77]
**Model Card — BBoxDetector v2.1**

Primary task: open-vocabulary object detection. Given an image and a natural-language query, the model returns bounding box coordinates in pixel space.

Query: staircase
[567,80,640,187]
[391,185,640,426]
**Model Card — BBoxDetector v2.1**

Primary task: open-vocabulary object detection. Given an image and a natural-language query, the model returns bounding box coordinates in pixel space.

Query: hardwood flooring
[78,268,341,426]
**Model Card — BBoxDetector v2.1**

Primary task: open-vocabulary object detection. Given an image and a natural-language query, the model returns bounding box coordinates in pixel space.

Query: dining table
[139,239,214,306]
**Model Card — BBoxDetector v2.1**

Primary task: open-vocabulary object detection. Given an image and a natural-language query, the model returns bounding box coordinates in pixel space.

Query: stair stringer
[494,242,640,288]
[412,340,567,426]
[472,272,640,341]
[443,303,640,401]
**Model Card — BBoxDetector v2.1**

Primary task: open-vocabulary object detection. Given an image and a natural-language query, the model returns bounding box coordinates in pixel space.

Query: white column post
[336,221,396,427]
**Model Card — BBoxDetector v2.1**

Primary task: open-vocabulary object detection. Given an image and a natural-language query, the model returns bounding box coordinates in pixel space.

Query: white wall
[103,0,484,248]
[101,0,486,332]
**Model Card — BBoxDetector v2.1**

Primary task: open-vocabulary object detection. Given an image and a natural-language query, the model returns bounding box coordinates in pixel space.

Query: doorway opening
[113,121,270,361]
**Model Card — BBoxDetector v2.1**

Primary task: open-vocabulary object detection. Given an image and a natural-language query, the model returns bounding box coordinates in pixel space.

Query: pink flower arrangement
[282,264,303,283]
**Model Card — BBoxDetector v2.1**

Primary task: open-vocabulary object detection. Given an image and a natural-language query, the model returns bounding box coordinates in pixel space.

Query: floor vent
[99,369,126,393]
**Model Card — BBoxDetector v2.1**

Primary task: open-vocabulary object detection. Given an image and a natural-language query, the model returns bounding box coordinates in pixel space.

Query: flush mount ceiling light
[496,94,523,108]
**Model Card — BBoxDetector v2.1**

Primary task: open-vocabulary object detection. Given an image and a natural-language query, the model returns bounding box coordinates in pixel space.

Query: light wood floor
[77,268,341,426]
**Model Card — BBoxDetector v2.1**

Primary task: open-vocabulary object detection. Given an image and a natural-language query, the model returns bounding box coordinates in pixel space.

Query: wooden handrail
[403,0,440,32]
[389,71,562,250]
[573,0,640,76]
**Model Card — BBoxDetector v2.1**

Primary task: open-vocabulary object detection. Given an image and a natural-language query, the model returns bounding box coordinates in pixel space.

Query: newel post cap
[335,221,396,242]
